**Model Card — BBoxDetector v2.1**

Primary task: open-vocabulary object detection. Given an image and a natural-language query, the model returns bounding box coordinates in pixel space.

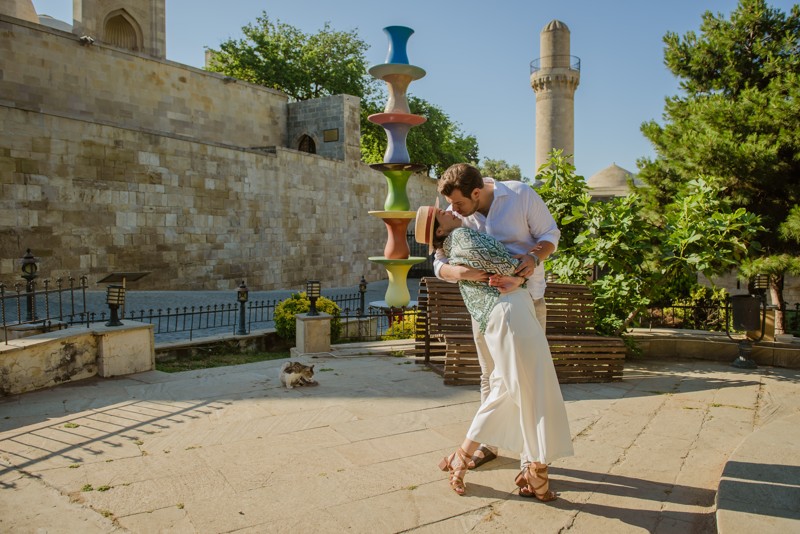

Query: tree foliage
[360,94,479,176]
[637,0,800,331]
[205,13,374,101]
[208,14,481,176]
[638,0,800,254]
[479,159,524,182]
[537,152,762,335]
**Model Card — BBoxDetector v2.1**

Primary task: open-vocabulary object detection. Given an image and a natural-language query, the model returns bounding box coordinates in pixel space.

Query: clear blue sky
[31,0,798,180]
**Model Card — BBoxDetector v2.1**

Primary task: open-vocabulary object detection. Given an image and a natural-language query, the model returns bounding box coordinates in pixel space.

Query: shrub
[381,311,418,340]
[274,292,342,341]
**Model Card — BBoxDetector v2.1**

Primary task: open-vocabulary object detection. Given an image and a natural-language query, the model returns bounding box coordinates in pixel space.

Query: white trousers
[465,290,573,465]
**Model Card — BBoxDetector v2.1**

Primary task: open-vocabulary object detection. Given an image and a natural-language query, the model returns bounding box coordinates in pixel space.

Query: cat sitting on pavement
[279,361,317,389]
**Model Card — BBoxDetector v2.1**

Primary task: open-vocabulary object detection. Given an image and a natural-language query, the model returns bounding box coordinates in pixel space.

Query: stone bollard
[293,312,332,356]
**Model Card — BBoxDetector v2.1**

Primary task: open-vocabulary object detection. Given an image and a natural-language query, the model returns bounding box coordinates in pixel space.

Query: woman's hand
[440,263,490,283]
[489,274,525,293]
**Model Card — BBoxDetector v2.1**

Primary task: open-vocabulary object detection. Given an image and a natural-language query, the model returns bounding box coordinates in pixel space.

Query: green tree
[638,0,800,328]
[361,94,479,176]
[739,204,800,333]
[537,152,762,335]
[479,159,524,182]
[206,13,374,101]
[207,14,480,177]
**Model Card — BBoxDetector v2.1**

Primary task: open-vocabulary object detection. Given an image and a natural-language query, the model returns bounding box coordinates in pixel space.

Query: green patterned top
[443,227,522,333]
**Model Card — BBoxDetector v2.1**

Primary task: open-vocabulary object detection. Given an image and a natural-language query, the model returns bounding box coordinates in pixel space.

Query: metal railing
[407,230,434,278]
[1,277,91,344]
[636,303,728,331]
[121,292,366,342]
[530,55,581,74]
[638,301,800,335]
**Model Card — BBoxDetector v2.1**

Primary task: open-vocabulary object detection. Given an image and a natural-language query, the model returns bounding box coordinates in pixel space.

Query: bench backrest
[416,277,598,339]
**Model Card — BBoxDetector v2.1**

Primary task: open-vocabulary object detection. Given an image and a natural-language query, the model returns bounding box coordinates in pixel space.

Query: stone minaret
[530,20,580,171]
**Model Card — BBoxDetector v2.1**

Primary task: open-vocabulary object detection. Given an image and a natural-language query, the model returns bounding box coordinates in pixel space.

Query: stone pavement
[1,344,798,533]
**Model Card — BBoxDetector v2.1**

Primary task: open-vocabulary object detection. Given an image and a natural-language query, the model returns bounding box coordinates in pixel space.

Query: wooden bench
[412,277,626,385]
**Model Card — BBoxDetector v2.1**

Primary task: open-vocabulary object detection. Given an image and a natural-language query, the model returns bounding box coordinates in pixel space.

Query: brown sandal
[468,445,497,470]
[438,447,470,496]
[515,464,557,502]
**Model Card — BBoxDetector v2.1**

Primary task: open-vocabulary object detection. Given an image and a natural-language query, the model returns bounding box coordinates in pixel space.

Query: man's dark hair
[438,163,483,198]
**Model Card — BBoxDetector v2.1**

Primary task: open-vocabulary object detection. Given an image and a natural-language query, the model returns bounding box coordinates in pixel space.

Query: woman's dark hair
[431,217,447,250]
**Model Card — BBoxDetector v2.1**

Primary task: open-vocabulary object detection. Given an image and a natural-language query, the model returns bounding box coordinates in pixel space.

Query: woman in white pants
[415,205,573,501]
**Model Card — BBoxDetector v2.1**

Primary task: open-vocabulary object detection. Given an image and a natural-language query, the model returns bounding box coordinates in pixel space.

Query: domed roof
[587,163,643,198]
[38,14,72,32]
[542,20,570,32]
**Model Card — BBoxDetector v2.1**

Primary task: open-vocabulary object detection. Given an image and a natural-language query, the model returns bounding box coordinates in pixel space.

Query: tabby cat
[279,361,317,389]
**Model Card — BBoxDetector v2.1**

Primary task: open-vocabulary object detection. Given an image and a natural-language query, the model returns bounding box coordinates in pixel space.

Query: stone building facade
[0,3,438,290]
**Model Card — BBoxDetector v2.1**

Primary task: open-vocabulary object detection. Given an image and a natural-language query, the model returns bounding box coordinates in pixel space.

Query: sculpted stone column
[366,26,427,308]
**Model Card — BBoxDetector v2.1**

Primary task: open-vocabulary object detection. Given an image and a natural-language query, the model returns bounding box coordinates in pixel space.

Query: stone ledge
[627,328,800,369]
[1,321,154,395]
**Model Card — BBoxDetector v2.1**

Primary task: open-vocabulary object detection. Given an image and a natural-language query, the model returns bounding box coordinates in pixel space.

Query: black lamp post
[725,275,769,369]
[359,276,367,317]
[307,280,321,316]
[236,280,249,335]
[105,285,125,327]
[20,249,39,321]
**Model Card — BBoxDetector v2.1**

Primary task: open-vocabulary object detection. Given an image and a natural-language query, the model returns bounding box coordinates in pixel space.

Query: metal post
[236,281,249,336]
[359,276,367,317]
[237,299,247,335]
[20,249,38,322]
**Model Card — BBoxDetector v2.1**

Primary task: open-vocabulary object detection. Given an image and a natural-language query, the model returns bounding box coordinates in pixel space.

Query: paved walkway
[1,345,798,533]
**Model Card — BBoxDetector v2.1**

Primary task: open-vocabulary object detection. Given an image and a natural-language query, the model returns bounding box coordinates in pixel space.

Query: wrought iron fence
[5,269,794,346]
[0,278,415,344]
[636,303,728,331]
[407,230,434,278]
[1,277,91,344]
[786,303,800,336]
[121,292,368,342]
[638,301,800,335]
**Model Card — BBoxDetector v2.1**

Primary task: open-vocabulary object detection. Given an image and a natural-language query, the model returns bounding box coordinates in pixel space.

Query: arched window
[103,10,142,51]
[298,135,316,154]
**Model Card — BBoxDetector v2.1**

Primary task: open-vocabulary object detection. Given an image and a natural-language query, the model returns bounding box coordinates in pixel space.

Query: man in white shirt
[434,163,560,469]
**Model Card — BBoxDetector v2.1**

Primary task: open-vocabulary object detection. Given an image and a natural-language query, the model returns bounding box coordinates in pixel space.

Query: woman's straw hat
[414,205,436,254]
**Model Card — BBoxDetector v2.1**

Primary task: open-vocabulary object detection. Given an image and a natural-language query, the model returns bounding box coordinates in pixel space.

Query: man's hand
[439,263,490,283]
[512,253,538,278]
[489,274,524,293]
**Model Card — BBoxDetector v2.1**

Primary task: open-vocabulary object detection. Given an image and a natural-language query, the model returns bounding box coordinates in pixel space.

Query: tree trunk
[771,274,786,336]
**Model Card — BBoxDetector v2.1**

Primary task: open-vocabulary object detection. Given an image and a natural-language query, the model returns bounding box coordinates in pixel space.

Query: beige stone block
[295,313,332,354]
[96,323,155,377]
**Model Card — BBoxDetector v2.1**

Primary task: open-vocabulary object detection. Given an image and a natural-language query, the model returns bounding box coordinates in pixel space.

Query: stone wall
[288,95,362,162]
[0,106,436,289]
[0,14,439,291]
[0,15,288,151]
